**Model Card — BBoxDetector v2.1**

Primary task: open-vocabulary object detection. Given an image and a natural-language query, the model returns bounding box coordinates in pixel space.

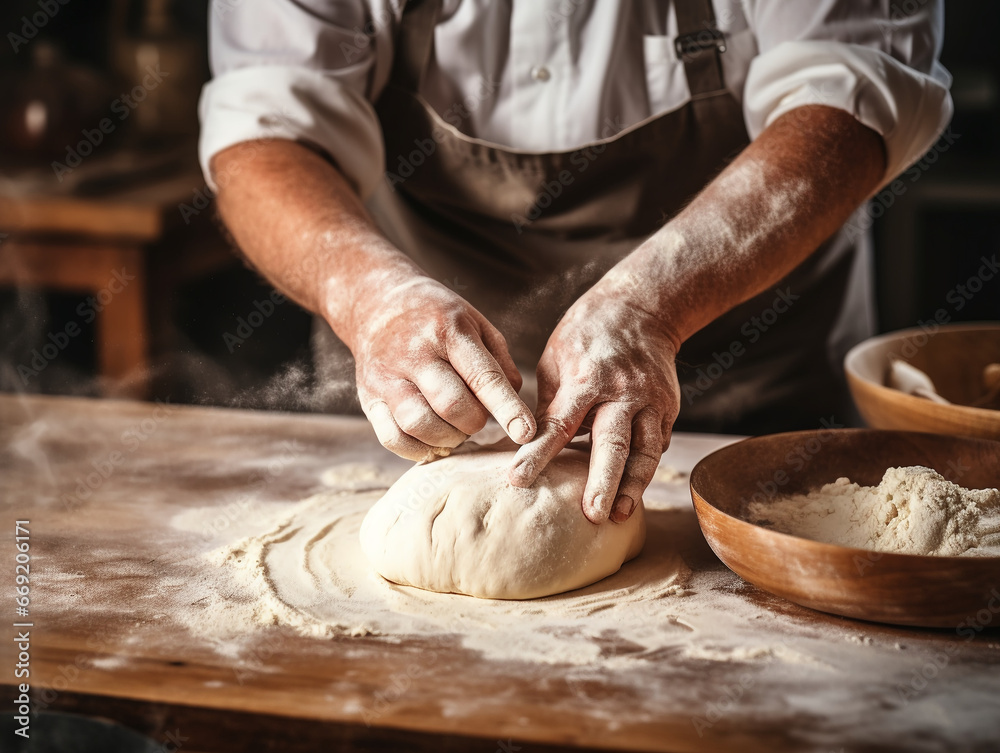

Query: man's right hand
[211,140,533,460]
[348,276,536,461]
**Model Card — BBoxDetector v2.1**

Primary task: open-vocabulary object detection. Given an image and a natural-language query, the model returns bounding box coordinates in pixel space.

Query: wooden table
[0,167,235,398]
[1,394,998,752]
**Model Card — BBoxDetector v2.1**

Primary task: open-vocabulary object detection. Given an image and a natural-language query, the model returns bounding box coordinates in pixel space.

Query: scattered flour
[319,462,396,490]
[162,454,921,679]
[88,656,128,670]
[748,466,1000,557]
[172,483,691,664]
[653,465,686,483]
[681,643,834,669]
[167,458,821,668]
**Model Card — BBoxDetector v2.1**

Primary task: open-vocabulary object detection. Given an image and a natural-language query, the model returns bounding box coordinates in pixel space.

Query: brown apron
[314,0,870,434]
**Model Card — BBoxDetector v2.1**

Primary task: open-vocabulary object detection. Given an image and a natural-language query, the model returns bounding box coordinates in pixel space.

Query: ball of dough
[359,445,646,599]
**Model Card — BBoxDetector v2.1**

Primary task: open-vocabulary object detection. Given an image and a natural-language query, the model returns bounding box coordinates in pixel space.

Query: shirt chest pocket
[642,35,690,117]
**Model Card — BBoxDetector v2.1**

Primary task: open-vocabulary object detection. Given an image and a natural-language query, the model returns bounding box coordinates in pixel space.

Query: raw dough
[359,444,646,599]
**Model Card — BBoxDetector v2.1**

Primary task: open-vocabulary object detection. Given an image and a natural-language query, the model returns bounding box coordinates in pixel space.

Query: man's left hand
[507,286,680,524]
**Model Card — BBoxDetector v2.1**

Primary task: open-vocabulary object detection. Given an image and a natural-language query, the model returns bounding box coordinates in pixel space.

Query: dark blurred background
[0,0,997,411]
[0,0,316,408]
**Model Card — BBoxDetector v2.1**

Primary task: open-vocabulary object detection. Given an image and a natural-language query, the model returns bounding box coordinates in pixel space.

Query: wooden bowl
[845,322,1000,440]
[690,429,1000,627]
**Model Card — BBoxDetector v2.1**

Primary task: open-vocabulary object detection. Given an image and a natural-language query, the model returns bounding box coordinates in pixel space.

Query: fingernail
[507,416,530,443]
[611,495,636,522]
[584,494,612,524]
[509,456,535,486]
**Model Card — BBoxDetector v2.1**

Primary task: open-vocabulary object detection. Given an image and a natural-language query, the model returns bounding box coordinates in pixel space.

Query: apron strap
[673,0,727,96]
[389,0,442,92]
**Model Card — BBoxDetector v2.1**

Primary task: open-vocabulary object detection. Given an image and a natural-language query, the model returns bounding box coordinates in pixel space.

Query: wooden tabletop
[1,394,998,753]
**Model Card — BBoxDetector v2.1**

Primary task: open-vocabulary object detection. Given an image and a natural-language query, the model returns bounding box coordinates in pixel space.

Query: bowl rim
[690,427,1000,565]
[843,322,1000,421]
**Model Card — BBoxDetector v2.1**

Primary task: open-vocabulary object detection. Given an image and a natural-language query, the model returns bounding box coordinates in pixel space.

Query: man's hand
[352,277,535,461]
[507,286,680,524]
[212,140,534,460]
[505,105,885,522]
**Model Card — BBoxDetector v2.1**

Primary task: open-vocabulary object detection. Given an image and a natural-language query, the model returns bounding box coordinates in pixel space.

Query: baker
[200,0,952,526]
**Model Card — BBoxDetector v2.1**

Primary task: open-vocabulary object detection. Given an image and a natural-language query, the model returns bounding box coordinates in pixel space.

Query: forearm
[606,105,886,347]
[211,139,423,350]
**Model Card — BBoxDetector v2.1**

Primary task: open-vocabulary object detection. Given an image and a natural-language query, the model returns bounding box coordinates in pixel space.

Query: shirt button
[530,65,551,82]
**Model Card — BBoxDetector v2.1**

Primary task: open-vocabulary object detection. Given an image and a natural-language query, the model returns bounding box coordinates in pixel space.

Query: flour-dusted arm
[202,0,536,459]
[509,0,953,525]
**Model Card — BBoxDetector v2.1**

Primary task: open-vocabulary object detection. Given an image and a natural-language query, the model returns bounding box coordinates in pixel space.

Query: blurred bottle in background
[110,0,207,144]
[0,42,116,165]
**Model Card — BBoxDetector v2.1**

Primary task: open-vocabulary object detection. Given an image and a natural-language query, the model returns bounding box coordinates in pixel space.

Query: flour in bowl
[748,466,1000,556]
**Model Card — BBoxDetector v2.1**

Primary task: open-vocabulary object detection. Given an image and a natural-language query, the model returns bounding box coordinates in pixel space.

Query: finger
[661,400,677,452]
[508,388,590,488]
[582,404,633,524]
[449,333,536,444]
[364,400,443,462]
[478,321,524,393]
[385,383,469,449]
[531,354,559,419]
[411,361,490,436]
[609,408,663,523]
[576,406,597,436]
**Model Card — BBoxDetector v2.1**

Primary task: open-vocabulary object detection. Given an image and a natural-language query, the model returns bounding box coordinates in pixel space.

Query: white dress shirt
[200,0,953,200]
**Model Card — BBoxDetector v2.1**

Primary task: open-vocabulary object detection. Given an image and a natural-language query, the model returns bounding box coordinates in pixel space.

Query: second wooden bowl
[845,322,1000,440]
[690,429,1000,627]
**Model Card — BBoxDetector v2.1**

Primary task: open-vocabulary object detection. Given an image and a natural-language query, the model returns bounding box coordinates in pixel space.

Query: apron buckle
[674,28,727,60]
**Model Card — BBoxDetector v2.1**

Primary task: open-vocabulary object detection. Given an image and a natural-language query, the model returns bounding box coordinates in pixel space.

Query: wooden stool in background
[0,168,235,398]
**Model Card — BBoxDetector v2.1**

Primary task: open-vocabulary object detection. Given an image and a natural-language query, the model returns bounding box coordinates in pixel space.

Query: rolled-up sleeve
[742,0,953,186]
[199,0,397,199]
